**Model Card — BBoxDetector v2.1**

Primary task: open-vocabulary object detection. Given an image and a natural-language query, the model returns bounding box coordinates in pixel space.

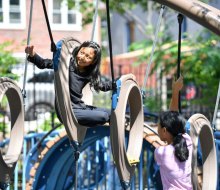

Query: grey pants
[73,106,111,127]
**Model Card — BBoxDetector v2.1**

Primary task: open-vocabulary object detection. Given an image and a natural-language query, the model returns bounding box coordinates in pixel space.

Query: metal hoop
[0,77,24,184]
[110,74,144,185]
[53,37,87,144]
[188,113,217,190]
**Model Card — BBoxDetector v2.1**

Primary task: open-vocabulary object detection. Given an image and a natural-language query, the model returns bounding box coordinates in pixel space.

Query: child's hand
[172,75,183,93]
[25,45,35,57]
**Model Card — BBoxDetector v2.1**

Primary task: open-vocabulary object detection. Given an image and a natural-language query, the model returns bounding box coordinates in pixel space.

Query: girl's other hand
[25,45,35,57]
[172,75,183,93]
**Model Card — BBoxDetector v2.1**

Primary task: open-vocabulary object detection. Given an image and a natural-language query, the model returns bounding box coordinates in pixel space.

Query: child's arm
[25,45,53,69]
[169,76,183,111]
[144,132,166,148]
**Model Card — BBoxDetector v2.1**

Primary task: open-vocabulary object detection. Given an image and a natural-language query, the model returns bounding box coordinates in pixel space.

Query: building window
[10,0,21,23]
[49,0,82,31]
[0,0,25,29]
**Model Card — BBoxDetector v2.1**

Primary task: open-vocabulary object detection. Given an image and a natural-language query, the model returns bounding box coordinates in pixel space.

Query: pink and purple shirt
[155,133,193,190]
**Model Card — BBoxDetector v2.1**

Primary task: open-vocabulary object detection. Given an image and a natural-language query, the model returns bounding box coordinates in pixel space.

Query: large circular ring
[110,74,143,186]
[188,113,217,190]
[0,77,24,184]
[53,37,87,145]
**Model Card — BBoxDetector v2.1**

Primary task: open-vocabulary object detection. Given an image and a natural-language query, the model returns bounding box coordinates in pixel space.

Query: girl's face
[158,123,174,144]
[76,47,95,70]
[157,124,167,141]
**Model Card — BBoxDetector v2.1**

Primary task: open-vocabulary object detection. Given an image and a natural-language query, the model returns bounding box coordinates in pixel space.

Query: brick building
[0,0,100,58]
[0,0,102,120]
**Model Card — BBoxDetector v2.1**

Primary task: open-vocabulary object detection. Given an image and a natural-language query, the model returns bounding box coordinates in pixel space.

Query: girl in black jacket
[25,41,112,126]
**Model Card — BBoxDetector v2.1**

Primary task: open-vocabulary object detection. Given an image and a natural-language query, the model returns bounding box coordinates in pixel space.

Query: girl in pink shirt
[154,111,193,190]
[150,77,193,190]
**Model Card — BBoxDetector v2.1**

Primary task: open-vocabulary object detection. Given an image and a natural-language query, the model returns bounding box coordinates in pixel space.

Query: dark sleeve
[27,53,53,69]
[98,80,113,92]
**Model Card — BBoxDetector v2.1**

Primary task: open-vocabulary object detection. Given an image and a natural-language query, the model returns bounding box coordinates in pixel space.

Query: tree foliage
[67,0,161,26]
[151,30,220,111]
[68,0,212,26]
[0,41,19,115]
[0,41,18,79]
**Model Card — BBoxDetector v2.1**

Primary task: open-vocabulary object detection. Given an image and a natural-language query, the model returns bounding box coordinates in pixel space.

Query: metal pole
[23,0,34,99]
[142,5,165,91]
[91,0,99,41]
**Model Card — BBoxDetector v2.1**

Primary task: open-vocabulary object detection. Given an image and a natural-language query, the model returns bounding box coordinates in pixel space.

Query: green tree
[0,41,18,79]
[67,0,212,36]
[0,41,19,119]
[151,30,220,114]
[67,0,161,39]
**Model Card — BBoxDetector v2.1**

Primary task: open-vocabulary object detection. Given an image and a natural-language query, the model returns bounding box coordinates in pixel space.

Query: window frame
[0,0,26,30]
[48,0,82,31]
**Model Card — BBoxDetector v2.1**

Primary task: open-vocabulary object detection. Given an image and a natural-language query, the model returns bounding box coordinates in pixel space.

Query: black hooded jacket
[28,54,112,109]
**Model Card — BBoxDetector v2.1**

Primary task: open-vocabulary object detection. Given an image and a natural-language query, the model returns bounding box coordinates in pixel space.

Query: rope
[142,5,165,91]
[212,80,220,131]
[41,0,56,52]
[106,0,116,89]
[177,13,183,113]
[91,0,99,41]
[22,0,34,99]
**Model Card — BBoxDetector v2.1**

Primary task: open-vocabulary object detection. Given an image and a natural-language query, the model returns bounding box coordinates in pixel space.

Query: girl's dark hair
[72,41,102,92]
[159,111,189,162]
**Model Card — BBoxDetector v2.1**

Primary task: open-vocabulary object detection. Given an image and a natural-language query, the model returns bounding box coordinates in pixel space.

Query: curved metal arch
[153,0,220,36]
[0,77,24,185]
[53,37,87,145]
[110,74,144,186]
[188,113,217,190]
